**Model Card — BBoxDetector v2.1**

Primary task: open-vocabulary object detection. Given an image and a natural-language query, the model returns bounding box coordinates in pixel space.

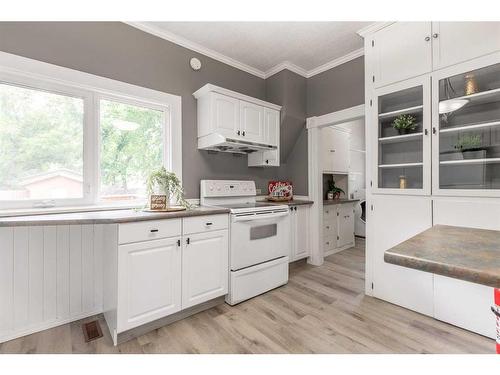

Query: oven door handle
[232,211,289,222]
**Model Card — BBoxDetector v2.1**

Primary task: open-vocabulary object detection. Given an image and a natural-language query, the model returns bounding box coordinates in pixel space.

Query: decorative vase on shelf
[327,191,334,200]
[464,74,479,96]
[399,175,407,189]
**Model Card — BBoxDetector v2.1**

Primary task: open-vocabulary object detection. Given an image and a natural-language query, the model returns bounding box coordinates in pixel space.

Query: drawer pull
[205,222,213,226]
[150,229,159,233]
[326,226,330,229]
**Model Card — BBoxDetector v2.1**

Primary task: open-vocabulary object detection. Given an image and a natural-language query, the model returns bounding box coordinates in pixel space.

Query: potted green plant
[327,180,345,200]
[392,114,417,135]
[453,134,485,159]
[146,167,191,210]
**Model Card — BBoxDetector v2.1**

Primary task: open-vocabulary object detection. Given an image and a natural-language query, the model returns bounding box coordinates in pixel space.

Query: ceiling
[128,22,372,78]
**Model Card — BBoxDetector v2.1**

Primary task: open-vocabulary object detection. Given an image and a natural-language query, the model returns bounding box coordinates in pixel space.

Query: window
[0,52,181,211]
[99,98,166,202]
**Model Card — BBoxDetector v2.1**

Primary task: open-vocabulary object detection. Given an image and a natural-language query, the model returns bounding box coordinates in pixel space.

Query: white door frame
[306,104,365,266]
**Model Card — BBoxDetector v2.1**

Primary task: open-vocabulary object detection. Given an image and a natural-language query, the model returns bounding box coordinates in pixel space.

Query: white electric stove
[200,180,290,305]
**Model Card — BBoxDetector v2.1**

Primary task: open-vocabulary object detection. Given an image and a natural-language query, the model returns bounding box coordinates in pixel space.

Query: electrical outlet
[256,188,262,195]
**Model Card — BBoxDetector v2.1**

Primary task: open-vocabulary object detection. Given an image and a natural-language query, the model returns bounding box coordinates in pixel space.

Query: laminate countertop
[384,225,500,289]
[0,206,230,227]
[323,199,359,206]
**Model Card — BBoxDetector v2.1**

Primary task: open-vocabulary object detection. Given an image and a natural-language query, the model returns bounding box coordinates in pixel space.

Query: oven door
[230,209,290,271]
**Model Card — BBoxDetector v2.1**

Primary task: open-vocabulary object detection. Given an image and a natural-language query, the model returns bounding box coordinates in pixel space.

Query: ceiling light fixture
[438,99,469,114]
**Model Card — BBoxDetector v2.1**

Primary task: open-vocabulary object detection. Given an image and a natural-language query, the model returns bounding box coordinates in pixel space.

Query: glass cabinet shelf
[378,105,423,119]
[437,61,500,191]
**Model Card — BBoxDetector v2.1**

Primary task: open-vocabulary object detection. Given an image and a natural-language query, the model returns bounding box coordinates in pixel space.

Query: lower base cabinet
[104,214,229,344]
[117,237,182,332]
[289,205,311,261]
[323,203,356,255]
[182,230,228,309]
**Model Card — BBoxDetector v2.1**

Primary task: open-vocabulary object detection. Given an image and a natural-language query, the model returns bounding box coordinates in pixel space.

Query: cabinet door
[432,56,500,197]
[211,93,240,138]
[332,129,349,173]
[370,195,433,316]
[291,206,310,261]
[240,101,265,142]
[117,237,181,332]
[373,22,432,87]
[432,22,500,70]
[337,204,354,248]
[373,75,431,195]
[264,108,280,146]
[321,127,335,172]
[182,230,228,309]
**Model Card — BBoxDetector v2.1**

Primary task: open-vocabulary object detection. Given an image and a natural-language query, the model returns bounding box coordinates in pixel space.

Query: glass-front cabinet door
[373,75,431,195]
[433,55,500,196]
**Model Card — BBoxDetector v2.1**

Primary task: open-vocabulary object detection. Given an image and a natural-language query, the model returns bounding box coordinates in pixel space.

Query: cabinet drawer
[323,206,337,219]
[119,219,181,244]
[323,221,337,238]
[183,214,229,235]
[323,236,337,251]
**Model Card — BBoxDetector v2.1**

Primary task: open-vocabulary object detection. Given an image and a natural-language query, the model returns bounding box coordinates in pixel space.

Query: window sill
[0,203,146,218]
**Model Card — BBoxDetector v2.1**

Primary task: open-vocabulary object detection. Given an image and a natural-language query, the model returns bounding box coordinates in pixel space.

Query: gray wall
[0,22,365,198]
[0,22,280,198]
[307,56,365,117]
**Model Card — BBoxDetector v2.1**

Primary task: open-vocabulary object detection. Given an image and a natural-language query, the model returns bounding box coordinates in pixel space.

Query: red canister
[494,289,500,354]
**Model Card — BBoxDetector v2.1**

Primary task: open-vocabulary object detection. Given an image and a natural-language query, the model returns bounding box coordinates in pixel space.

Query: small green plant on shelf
[327,180,345,200]
[392,114,417,135]
[453,134,484,159]
[146,167,192,209]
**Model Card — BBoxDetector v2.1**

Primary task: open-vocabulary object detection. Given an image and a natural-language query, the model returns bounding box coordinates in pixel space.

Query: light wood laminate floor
[0,239,494,354]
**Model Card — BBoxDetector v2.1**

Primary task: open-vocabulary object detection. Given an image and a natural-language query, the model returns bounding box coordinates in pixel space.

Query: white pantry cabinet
[369,22,500,88]
[182,229,228,309]
[117,237,182,332]
[321,127,349,173]
[289,205,311,261]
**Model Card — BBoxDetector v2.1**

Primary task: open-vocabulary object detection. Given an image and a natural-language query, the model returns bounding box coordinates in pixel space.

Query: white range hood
[198,133,277,154]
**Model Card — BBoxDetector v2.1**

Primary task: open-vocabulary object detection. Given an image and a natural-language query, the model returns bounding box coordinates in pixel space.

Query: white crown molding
[126,21,267,79]
[126,21,366,81]
[357,22,394,38]
[306,48,364,78]
[264,61,308,79]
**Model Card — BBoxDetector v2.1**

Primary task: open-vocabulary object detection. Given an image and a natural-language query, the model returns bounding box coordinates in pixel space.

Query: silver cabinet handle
[425,36,430,42]
[432,33,439,38]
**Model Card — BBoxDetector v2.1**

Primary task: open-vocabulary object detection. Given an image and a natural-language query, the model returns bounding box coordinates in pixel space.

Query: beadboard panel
[0,224,103,343]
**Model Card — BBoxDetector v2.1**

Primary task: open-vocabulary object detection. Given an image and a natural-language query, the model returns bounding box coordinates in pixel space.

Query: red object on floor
[495,289,500,354]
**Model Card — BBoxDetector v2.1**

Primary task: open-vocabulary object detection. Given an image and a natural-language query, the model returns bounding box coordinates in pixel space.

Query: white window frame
[0,51,182,212]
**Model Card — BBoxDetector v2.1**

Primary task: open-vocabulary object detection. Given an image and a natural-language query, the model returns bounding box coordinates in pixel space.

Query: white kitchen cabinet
[240,100,265,143]
[370,195,433,316]
[182,229,228,309]
[247,149,279,167]
[322,203,355,256]
[372,22,432,88]
[321,127,349,173]
[117,237,182,332]
[210,92,240,138]
[289,205,311,262]
[264,108,280,146]
[432,22,500,70]
[337,204,355,248]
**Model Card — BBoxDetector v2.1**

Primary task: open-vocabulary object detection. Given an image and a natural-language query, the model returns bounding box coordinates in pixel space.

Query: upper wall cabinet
[372,22,433,88]
[432,22,500,70]
[321,127,350,174]
[370,22,500,88]
[193,84,281,167]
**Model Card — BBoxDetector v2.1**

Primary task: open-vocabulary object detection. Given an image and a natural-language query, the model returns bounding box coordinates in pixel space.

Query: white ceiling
[129,22,372,78]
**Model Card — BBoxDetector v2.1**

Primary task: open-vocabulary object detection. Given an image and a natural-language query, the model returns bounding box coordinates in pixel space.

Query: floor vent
[82,320,103,343]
